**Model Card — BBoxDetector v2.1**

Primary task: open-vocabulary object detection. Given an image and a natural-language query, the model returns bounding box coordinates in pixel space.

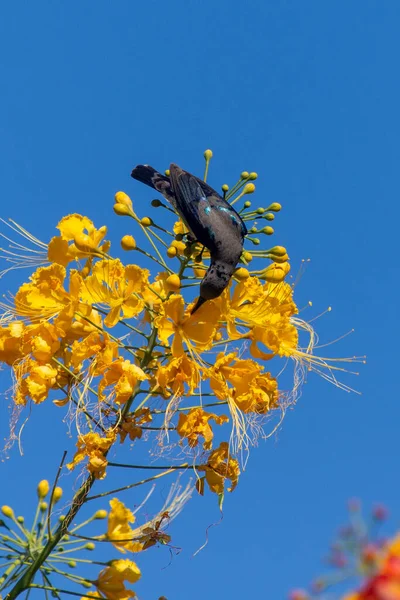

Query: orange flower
[208,352,278,414]
[155,354,200,397]
[93,559,141,600]
[177,408,229,449]
[154,294,220,358]
[197,442,240,495]
[67,430,116,479]
[106,498,142,553]
[98,359,148,405]
[80,259,149,328]
[48,214,109,266]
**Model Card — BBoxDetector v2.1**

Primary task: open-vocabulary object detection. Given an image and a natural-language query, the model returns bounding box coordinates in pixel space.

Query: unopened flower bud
[259,262,290,283]
[244,183,256,194]
[267,252,289,263]
[266,202,282,212]
[37,480,50,499]
[221,184,229,192]
[249,226,257,234]
[165,169,170,176]
[171,240,186,254]
[243,200,251,208]
[2,506,14,519]
[68,561,77,568]
[256,207,265,214]
[121,235,137,251]
[114,203,133,217]
[151,199,162,207]
[74,234,96,253]
[81,580,93,588]
[264,213,275,221]
[249,237,260,245]
[140,217,153,227]
[242,251,253,262]
[234,268,250,280]
[94,510,108,520]
[17,516,24,523]
[193,266,205,278]
[85,542,95,550]
[248,172,258,180]
[261,226,274,235]
[167,246,177,258]
[204,149,213,160]
[241,171,249,179]
[40,502,48,512]
[269,246,287,256]
[114,192,133,210]
[166,274,181,292]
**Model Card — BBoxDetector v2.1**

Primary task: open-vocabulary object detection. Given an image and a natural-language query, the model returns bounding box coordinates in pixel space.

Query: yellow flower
[67,430,116,479]
[225,278,297,335]
[68,331,119,373]
[14,264,92,336]
[118,409,152,443]
[198,442,240,495]
[154,294,220,358]
[173,219,187,236]
[14,359,58,405]
[107,498,143,553]
[69,331,105,370]
[23,322,60,362]
[177,408,229,449]
[98,359,149,405]
[155,354,200,397]
[94,559,141,600]
[141,272,170,314]
[209,352,279,414]
[48,214,109,266]
[0,322,25,365]
[80,259,149,327]
[105,481,192,555]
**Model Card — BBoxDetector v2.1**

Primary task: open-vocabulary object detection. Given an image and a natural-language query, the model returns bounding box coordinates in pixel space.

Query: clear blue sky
[0,2,399,598]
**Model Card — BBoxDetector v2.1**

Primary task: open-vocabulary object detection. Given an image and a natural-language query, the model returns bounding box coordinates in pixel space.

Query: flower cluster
[0,150,359,599]
[0,478,190,599]
[289,501,399,600]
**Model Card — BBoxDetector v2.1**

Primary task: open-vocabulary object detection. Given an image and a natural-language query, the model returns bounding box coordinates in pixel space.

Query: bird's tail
[131,164,175,204]
[131,164,169,191]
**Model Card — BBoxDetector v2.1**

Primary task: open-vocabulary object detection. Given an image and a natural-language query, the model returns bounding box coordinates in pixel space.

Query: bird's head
[191,262,232,314]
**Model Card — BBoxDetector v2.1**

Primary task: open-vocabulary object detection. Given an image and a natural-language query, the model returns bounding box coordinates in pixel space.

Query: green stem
[108,461,190,470]
[5,322,160,600]
[28,584,94,599]
[85,468,178,501]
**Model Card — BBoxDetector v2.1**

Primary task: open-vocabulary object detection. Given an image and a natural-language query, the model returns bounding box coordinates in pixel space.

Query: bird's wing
[193,176,247,238]
[169,164,247,252]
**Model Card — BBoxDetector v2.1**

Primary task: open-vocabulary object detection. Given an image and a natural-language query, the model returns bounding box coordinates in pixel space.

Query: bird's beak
[191,296,207,315]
